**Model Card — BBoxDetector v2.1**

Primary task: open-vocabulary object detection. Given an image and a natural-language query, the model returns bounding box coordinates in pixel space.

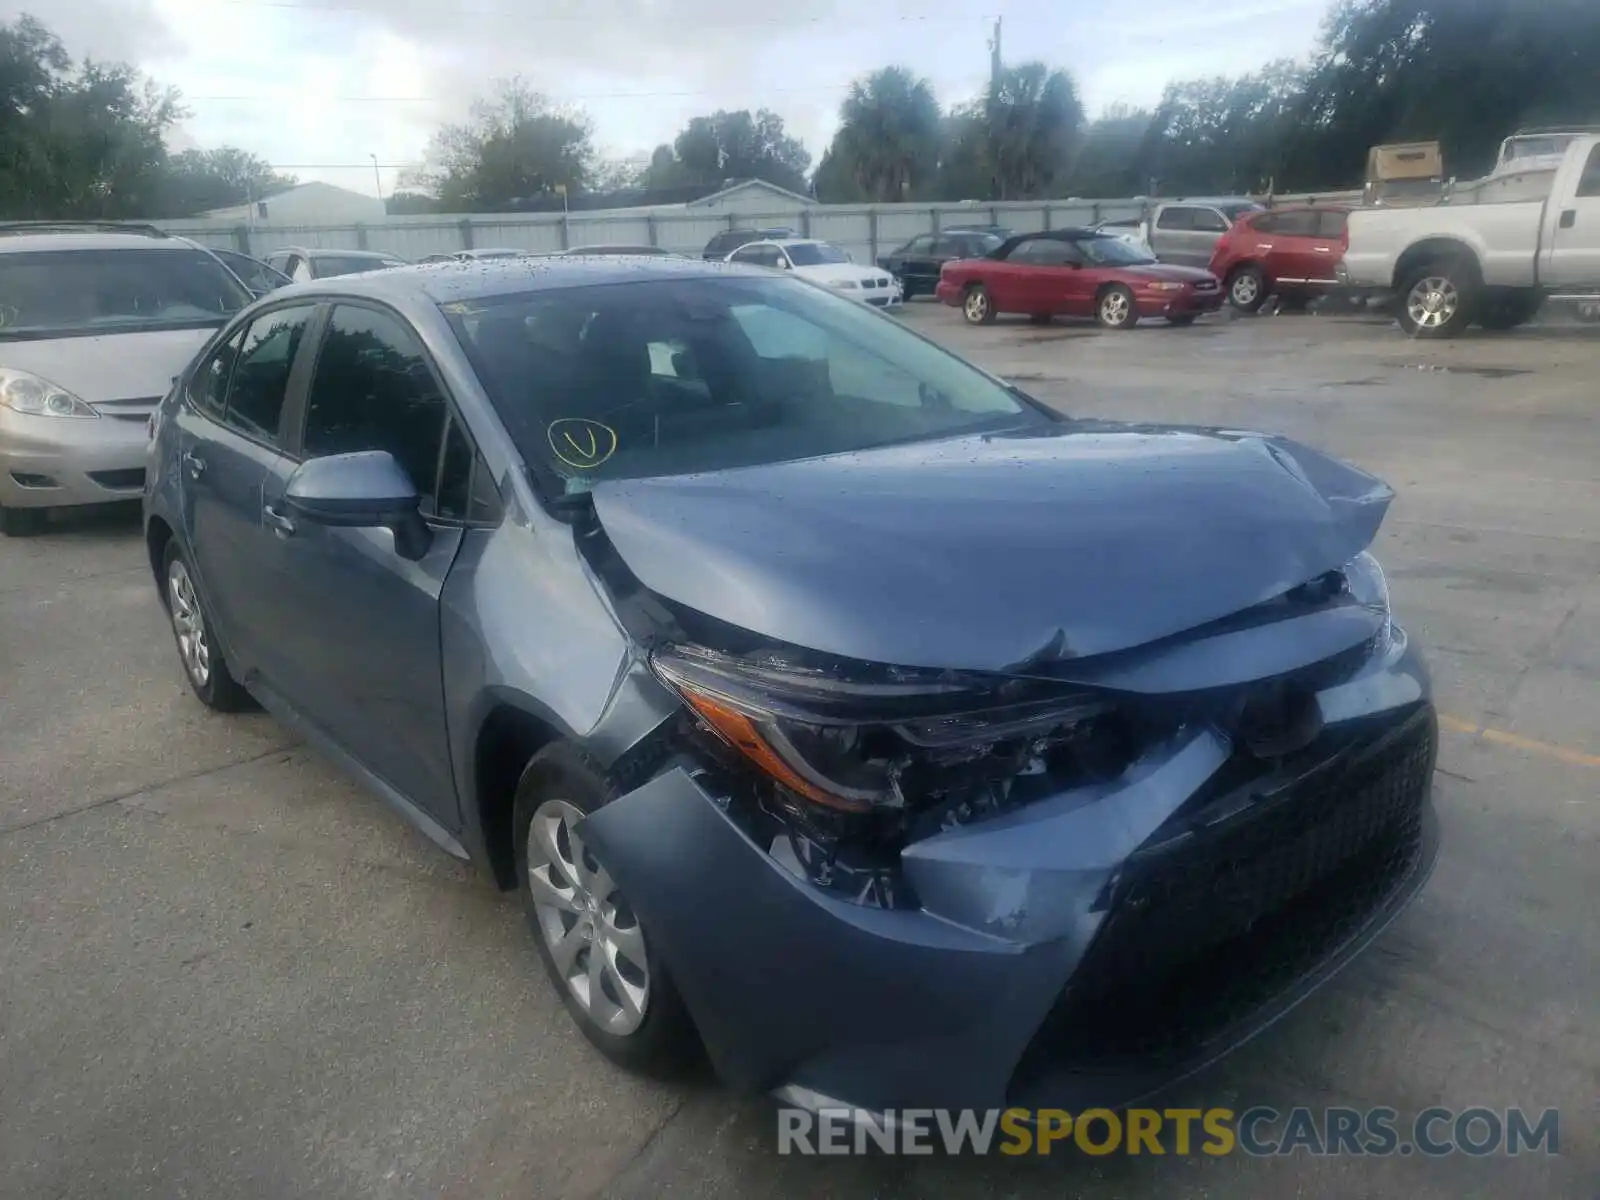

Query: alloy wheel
[167,558,211,688]
[964,290,989,322]
[526,798,650,1036]
[1406,276,1459,330]
[1232,273,1260,306]
[1100,290,1131,326]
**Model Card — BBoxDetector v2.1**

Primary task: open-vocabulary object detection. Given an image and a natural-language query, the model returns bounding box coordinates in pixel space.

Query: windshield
[0,248,250,340]
[315,254,403,277]
[785,242,850,266]
[444,275,1046,492]
[1500,135,1573,164]
[1077,236,1157,266]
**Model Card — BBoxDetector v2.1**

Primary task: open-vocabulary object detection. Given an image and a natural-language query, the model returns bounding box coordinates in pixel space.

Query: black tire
[0,505,46,537]
[961,283,997,325]
[1227,265,1268,313]
[513,742,699,1076]
[898,278,916,300]
[1167,314,1197,327]
[1096,284,1139,330]
[1478,289,1541,331]
[1396,259,1479,339]
[160,540,253,711]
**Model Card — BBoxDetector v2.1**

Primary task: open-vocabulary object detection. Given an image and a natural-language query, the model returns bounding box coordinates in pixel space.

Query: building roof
[683,178,816,208]
[199,180,385,220]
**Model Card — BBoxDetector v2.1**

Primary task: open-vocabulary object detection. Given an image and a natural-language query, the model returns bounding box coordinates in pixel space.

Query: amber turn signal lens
[680,690,871,813]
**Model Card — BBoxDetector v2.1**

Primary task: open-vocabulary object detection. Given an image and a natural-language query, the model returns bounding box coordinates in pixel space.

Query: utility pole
[370,153,383,207]
[988,16,1002,86]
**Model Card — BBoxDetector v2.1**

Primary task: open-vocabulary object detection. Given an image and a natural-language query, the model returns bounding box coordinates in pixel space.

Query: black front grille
[88,468,146,490]
[1014,706,1436,1081]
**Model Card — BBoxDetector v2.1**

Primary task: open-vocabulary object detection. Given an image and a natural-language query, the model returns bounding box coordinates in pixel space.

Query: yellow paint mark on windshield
[547,418,618,470]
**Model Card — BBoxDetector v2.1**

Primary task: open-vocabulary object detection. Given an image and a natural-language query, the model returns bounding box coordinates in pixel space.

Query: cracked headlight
[1344,550,1394,645]
[0,368,98,417]
[651,644,1113,814]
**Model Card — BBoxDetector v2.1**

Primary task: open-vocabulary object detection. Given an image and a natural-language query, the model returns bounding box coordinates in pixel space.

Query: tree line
[2,0,1597,221]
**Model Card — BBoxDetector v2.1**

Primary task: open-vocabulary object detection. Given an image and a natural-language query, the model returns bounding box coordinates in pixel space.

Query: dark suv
[700,227,795,260]
[143,255,1438,1115]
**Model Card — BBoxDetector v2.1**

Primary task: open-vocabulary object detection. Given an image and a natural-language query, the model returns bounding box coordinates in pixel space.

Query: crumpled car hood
[589,424,1394,672]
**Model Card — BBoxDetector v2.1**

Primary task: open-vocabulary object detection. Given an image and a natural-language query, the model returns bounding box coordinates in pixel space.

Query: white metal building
[199,181,387,226]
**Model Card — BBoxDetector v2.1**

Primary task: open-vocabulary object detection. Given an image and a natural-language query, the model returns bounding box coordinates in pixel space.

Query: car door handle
[262,504,296,538]
[1560,209,1577,229]
[1314,245,1333,252]
[181,451,206,481]
[1256,243,1274,250]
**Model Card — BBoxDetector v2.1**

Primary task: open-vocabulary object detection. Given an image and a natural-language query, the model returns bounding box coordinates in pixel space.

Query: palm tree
[830,67,943,202]
[982,62,1085,199]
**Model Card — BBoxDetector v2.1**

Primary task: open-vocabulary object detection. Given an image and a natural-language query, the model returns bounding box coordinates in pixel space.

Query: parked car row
[862,203,1350,329]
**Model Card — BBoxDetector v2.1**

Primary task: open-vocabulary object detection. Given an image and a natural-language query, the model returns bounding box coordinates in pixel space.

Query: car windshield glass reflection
[0,249,251,339]
[444,275,1045,493]
[785,242,849,266]
[1077,236,1158,266]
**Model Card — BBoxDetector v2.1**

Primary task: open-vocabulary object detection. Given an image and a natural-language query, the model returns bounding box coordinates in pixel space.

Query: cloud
[11,0,1332,188]
[0,0,179,62]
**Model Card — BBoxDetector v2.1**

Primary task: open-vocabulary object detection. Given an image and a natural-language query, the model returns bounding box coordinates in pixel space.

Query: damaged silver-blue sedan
[143,254,1438,1113]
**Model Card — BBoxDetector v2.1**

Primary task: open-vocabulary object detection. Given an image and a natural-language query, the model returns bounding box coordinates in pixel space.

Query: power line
[208,0,1000,22]
[185,81,871,104]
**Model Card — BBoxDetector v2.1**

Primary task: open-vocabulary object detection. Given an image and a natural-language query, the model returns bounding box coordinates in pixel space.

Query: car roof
[269,246,400,260]
[280,253,765,305]
[0,230,198,254]
[1013,228,1105,241]
[312,248,402,259]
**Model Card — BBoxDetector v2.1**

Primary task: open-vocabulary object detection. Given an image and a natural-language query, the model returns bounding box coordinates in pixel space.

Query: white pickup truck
[1339,133,1600,337]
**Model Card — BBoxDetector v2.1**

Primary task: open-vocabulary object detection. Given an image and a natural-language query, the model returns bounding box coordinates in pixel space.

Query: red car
[1208,206,1349,312]
[935,230,1223,329]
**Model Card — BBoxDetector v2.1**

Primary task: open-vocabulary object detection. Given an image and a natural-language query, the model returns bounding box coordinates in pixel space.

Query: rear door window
[1156,207,1196,231]
[192,329,244,419]
[1316,210,1350,238]
[1269,211,1320,237]
[221,304,317,444]
[1577,144,1600,197]
[1191,208,1231,233]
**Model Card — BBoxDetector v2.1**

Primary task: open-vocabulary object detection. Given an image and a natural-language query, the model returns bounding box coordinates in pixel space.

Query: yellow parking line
[1438,713,1600,769]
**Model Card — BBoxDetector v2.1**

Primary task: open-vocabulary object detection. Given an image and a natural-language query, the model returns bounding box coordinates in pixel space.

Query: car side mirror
[282,450,432,561]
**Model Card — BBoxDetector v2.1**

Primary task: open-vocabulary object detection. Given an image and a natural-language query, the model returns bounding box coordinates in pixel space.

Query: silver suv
[1144,198,1264,267]
[0,223,251,535]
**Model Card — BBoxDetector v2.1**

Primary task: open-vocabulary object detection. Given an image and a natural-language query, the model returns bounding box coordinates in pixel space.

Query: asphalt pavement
[1,303,1595,1198]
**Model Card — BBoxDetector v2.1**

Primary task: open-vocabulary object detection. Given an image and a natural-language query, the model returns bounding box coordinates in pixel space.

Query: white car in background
[725,238,902,307]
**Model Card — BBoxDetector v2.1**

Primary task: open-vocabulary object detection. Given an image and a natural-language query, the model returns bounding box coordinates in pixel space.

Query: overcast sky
[8,0,1333,194]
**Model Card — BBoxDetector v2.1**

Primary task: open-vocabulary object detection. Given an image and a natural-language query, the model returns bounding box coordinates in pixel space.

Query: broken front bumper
[581,630,1438,1113]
